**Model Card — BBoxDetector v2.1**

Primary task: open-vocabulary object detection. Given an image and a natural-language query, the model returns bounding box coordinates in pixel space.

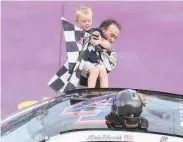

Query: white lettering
[115,101,124,107]
[179,101,183,127]
[181,121,183,127]
[179,102,183,109]
[180,110,183,116]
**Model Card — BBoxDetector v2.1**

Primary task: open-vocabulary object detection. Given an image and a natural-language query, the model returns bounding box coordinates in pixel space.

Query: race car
[1,88,183,142]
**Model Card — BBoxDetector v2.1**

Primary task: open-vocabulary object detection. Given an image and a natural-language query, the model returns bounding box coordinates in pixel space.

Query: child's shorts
[81,61,105,78]
[81,61,97,78]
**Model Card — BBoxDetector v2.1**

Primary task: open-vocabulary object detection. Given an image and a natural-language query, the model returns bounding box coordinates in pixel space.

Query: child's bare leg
[99,66,108,88]
[88,67,99,88]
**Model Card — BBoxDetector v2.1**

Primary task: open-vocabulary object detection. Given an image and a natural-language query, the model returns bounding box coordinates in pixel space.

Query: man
[80,19,121,88]
[48,17,121,93]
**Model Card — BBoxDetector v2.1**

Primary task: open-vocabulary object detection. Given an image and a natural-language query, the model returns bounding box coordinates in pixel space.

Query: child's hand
[90,39,101,46]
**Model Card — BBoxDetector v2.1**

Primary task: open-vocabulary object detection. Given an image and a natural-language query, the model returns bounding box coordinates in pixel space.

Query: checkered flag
[48,17,91,93]
[48,17,117,93]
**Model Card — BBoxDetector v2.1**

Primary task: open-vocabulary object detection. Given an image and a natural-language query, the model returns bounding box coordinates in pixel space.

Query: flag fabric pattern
[48,17,117,93]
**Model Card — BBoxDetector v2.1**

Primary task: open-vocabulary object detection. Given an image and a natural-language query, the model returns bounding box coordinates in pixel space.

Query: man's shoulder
[85,28,102,34]
[92,27,107,40]
[92,27,102,32]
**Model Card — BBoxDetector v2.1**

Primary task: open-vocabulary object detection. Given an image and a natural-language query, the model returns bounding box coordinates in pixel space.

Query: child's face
[77,12,92,31]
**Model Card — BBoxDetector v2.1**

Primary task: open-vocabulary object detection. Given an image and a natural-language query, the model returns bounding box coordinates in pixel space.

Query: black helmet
[112,89,143,118]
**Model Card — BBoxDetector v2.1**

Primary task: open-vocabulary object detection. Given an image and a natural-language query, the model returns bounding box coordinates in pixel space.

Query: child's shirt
[87,27,108,63]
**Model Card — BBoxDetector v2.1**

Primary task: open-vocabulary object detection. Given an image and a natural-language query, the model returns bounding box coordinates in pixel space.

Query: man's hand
[90,39,101,46]
[90,31,102,46]
[92,31,111,50]
[92,31,102,40]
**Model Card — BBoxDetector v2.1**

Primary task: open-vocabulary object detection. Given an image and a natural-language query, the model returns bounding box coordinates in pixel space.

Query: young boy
[76,6,112,88]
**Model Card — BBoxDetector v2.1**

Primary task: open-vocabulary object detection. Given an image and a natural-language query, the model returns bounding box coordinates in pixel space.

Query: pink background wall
[1,1,183,116]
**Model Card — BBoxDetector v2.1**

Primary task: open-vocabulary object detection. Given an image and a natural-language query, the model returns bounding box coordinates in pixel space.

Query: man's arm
[91,31,112,50]
[99,38,112,50]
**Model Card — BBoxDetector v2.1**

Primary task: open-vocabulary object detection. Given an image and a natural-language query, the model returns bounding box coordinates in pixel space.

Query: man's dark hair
[99,19,121,31]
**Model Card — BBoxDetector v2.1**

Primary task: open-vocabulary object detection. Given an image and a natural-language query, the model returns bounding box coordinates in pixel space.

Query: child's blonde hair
[76,6,92,21]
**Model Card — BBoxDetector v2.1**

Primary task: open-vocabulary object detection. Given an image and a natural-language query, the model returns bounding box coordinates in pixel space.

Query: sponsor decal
[87,134,122,141]
[17,97,50,110]
[86,134,134,142]
[160,136,168,142]
[124,134,134,142]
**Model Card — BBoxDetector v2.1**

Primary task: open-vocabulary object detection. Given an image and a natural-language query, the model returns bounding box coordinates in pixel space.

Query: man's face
[102,24,120,43]
[77,12,92,31]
